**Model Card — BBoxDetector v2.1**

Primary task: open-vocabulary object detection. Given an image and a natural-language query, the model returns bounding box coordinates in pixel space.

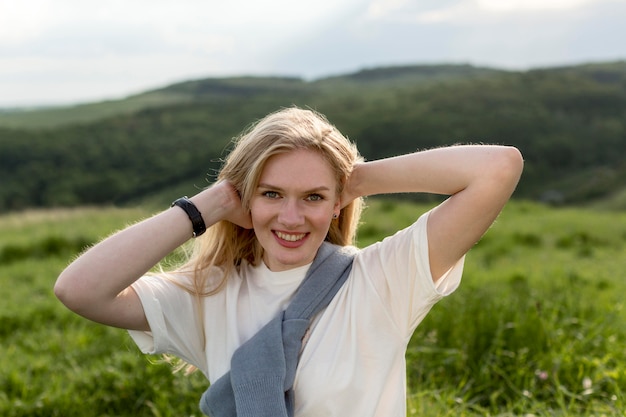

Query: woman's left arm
[344,145,523,281]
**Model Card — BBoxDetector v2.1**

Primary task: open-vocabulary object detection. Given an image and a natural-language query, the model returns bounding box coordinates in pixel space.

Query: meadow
[1,200,625,416]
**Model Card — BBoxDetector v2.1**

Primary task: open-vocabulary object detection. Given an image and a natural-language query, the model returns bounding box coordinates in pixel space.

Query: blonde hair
[177,107,364,297]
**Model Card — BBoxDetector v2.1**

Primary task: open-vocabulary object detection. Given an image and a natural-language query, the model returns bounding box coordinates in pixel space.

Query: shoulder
[349,209,452,298]
[356,209,430,260]
[133,265,235,300]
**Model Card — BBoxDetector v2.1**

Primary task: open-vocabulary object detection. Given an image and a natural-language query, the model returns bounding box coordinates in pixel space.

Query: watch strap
[171,197,207,237]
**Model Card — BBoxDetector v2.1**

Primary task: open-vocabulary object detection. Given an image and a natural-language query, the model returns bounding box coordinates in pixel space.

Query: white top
[129,210,464,417]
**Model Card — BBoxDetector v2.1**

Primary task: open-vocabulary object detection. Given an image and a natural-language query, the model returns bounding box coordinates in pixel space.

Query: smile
[275,231,307,242]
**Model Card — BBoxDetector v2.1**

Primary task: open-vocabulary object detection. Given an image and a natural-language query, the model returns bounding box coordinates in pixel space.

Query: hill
[0,62,625,212]
[0,65,502,130]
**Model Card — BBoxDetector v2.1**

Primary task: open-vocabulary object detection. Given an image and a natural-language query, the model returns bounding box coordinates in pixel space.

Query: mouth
[274,231,307,242]
[274,230,308,244]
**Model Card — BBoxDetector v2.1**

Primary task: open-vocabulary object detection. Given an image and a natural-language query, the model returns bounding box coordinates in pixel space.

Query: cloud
[365,0,413,19]
[269,0,626,78]
[0,0,366,105]
[0,0,358,59]
[0,0,624,106]
[361,0,466,23]
[477,0,596,12]
[359,0,625,23]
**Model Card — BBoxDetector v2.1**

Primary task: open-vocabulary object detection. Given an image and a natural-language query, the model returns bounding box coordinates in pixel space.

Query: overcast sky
[1,0,625,107]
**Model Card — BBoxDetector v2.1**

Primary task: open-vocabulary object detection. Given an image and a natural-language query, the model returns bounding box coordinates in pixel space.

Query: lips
[274,231,307,242]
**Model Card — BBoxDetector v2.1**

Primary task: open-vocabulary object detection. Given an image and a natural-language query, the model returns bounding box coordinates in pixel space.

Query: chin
[265,245,319,271]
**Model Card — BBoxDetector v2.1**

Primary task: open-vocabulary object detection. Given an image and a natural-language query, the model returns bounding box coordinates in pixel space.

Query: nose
[277,199,304,227]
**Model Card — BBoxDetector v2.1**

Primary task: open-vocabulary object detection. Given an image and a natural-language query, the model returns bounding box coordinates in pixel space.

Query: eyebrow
[257,183,332,194]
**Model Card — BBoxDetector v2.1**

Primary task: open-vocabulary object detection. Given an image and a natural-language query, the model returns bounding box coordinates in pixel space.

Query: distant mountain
[0,64,504,130]
[1,61,625,212]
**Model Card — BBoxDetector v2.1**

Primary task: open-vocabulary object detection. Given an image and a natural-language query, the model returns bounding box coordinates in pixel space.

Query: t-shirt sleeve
[127,274,208,370]
[356,209,464,338]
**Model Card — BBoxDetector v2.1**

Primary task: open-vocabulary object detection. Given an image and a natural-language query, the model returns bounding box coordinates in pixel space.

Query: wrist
[189,182,229,222]
[171,197,206,237]
[346,163,368,200]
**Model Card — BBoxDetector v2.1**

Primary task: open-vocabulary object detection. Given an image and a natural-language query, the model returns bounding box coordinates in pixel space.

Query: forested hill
[1,61,625,212]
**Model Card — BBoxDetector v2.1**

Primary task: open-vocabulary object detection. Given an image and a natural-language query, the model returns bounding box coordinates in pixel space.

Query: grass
[1,200,625,416]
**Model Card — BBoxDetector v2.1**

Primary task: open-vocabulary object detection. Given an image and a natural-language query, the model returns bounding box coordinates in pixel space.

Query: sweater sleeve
[127,274,208,371]
[355,209,464,338]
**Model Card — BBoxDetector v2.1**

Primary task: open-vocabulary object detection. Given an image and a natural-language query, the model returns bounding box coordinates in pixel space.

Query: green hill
[1,62,625,212]
[0,65,501,130]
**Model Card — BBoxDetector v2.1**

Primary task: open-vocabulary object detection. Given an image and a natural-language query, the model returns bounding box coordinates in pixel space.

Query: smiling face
[250,148,341,271]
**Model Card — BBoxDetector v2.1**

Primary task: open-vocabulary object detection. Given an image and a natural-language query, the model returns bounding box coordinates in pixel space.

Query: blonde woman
[55,107,523,417]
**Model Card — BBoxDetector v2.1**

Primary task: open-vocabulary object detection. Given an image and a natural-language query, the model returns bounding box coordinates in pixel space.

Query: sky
[1,0,625,107]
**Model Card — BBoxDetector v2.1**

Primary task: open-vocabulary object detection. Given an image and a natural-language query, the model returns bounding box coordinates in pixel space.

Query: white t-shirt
[129,210,464,417]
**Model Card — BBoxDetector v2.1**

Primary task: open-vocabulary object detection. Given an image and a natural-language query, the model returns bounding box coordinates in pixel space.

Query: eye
[306,194,324,202]
[262,191,280,199]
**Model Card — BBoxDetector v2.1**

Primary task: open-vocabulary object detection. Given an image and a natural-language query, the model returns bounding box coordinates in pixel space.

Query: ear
[333,199,341,218]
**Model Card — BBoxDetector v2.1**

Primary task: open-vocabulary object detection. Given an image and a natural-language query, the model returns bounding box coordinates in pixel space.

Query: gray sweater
[200,242,355,417]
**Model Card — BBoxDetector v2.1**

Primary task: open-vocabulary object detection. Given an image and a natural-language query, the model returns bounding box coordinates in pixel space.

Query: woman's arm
[344,145,523,280]
[54,181,251,331]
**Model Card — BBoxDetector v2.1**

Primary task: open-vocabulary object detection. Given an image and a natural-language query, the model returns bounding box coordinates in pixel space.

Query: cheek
[249,205,263,227]
[311,210,334,229]
[249,201,272,228]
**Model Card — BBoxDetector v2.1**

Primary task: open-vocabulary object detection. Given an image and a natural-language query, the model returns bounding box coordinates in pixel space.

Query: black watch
[171,197,207,237]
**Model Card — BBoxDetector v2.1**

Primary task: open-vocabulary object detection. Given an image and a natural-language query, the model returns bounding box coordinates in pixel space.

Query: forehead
[259,149,337,189]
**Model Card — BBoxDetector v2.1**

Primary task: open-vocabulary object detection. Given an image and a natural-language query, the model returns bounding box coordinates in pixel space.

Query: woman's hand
[192,180,253,229]
[340,163,365,209]
[220,181,254,229]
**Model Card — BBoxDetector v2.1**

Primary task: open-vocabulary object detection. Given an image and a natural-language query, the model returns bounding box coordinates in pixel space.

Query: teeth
[276,231,306,242]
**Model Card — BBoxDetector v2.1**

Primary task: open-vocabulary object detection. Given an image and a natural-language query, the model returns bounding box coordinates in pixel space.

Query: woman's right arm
[54,181,251,331]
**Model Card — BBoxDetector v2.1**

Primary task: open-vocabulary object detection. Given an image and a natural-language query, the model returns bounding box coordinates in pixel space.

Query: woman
[55,107,523,416]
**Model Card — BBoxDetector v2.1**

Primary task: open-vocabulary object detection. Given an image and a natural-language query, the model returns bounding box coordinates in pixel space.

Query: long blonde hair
[175,107,364,296]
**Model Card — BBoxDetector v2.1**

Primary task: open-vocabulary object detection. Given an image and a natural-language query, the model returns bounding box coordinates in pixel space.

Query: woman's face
[250,148,340,271]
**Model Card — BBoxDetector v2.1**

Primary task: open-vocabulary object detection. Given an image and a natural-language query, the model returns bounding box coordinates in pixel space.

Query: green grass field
[1,200,625,416]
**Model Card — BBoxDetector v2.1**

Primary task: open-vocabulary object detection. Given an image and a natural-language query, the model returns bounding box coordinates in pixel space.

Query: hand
[217,181,254,229]
[339,163,364,209]
[192,181,253,229]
